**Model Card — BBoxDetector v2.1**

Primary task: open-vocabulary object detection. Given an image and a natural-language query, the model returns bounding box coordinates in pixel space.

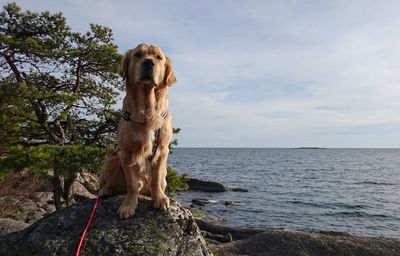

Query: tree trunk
[63,173,77,207]
[52,176,64,209]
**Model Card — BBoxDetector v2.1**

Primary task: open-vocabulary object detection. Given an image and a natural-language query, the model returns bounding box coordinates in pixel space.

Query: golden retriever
[99,43,176,219]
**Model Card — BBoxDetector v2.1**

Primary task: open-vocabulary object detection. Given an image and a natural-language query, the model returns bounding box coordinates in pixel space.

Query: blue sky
[11,0,400,147]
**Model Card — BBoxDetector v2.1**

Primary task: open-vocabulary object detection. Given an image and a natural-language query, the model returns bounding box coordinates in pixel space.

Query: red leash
[75,150,120,255]
[75,196,100,256]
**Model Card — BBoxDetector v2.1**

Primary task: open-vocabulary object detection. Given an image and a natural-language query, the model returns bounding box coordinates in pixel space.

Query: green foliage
[166,128,187,192]
[0,2,122,149]
[166,166,188,192]
[0,145,106,176]
[0,3,121,207]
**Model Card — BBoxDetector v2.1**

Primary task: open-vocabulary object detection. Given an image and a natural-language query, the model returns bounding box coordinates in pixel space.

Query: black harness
[122,110,169,160]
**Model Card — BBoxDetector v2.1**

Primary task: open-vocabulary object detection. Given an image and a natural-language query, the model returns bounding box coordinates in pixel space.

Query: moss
[190,209,205,219]
[135,217,178,253]
[207,243,221,256]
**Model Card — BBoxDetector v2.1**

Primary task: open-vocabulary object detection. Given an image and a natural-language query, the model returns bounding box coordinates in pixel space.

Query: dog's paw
[117,197,138,219]
[98,186,112,197]
[153,193,170,211]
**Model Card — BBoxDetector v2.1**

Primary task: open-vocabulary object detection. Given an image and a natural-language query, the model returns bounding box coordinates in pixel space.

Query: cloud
[12,0,400,147]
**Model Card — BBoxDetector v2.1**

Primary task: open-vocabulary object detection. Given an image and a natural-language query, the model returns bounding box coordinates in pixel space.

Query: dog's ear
[163,57,176,87]
[119,50,131,80]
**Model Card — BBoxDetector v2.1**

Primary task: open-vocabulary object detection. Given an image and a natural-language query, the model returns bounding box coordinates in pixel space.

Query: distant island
[295,147,326,149]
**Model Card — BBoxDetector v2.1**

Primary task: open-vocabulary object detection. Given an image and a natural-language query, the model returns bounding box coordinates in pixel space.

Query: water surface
[169,148,400,237]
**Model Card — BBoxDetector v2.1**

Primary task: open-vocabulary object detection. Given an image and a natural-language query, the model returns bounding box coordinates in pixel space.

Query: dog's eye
[134,53,143,58]
[156,55,163,60]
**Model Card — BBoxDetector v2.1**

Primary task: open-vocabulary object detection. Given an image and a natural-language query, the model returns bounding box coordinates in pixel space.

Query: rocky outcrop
[188,178,248,192]
[1,196,212,256]
[196,219,265,241]
[188,178,228,192]
[0,195,49,224]
[0,171,97,228]
[0,218,29,235]
[213,230,400,256]
[75,172,99,194]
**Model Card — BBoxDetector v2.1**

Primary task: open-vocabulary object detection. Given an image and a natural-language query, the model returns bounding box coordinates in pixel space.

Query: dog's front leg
[150,146,170,211]
[118,150,139,219]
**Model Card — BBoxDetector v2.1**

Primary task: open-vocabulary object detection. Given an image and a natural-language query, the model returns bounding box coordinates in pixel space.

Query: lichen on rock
[0,196,212,256]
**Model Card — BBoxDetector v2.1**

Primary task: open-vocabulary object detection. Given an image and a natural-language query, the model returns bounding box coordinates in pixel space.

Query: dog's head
[120,43,176,88]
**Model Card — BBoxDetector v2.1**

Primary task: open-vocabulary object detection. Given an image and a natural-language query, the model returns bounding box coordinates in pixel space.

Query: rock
[203,231,233,243]
[30,191,54,209]
[190,209,224,225]
[191,198,234,207]
[229,187,249,192]
[224,200,234,206]
[41,203,56,214]
[0,218,29,235]
[71,180,96,201]
[196,219,264,241]
[215,230,400,256]
[75,172,99,194]
[0,195,45,223]
[188,178,248,193]
[188,178,228,192]
[1,196,212,256]
[192,198,219,206]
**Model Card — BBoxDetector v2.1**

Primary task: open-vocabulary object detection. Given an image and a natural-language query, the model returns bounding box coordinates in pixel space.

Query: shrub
[166,166,188,192]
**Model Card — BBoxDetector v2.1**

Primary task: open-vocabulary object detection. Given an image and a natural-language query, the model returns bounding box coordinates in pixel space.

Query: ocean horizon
[169,148,400,238]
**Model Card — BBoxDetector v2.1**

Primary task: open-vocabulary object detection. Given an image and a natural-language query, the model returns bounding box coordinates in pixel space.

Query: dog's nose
[143,59,155,69]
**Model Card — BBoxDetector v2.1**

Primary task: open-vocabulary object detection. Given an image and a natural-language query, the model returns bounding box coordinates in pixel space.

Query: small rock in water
[192,198,219,206]
[229,187,249,192]
[224,200,234,206]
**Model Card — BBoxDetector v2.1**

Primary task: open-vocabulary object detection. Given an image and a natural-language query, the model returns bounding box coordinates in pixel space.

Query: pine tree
[0,3,121,207]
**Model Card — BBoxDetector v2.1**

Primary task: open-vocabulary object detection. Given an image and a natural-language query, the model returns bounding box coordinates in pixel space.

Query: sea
[168,148,400,238]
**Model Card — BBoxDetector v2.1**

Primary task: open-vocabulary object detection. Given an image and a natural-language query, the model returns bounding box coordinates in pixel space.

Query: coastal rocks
[196,219,264,241]
[0,218,29,235]
[188,178,228,192]
[0,195,47,223]
[75,171,99,194]
[229,187,249,192]
[192,198,220,206]
[1,196,212,256]
[71,180,96,201]
[0,171,99,236]
[188,178,248,192]
[30,191,56,214]
[214,230,400,256]
[191,198,235,207]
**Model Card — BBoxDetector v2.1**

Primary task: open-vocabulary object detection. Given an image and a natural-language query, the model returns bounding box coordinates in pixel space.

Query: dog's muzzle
[140,59,155,82]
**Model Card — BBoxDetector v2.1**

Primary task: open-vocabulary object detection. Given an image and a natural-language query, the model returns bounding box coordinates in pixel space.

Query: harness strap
[121,111,169,160]
[149,129,161,160]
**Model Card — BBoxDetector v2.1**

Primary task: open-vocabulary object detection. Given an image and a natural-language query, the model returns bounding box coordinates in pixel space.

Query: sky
[8,0,400,147]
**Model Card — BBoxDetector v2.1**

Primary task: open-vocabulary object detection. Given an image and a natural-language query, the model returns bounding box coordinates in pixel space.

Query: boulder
[188,178,248,192]
[196,219,264,241]
[191,198,219,206]
[0,196,212,256]
[0,218,29,235]
[188,178,228,192]
[75,172,100,194]
[214,230,400,256]
[0,195,45,223]
[71,180,96,201]
[229,187,249,192]
[30,191,55,214]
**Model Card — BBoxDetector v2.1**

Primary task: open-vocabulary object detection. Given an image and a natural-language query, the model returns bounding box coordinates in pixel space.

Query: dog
[99,43,176,219]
